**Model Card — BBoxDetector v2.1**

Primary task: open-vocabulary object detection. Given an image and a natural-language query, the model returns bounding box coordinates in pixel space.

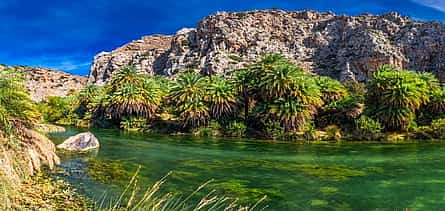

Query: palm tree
[205,76,237,119]
[316,76,349,105]
[263,98,315,131]
[232,68,257,122]
[366,65,430,130]
[246,54,323,131]
[76,85,101,117]
[106,78,163,121]
[170,72,209,128]
[109,66,146,92]
[257,60,304,101]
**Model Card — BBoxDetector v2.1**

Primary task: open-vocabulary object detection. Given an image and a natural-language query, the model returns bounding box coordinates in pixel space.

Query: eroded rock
[88,10,445,83]
[1,65,87,102]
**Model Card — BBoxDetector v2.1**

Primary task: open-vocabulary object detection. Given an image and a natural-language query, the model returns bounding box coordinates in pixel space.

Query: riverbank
[2,171,92,210]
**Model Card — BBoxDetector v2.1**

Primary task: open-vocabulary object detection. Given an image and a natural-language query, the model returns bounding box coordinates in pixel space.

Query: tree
[366,65,430,131]
[245,54,323,132]
[108,66,146,92]
[170,72,209,128]
[106,78,163,121]
[205,76,237,119]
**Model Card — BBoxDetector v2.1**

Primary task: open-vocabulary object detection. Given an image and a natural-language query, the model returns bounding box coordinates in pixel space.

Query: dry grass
[103,167,267,211]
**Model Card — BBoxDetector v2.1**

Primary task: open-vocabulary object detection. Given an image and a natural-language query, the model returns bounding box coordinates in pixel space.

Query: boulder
[57,132,99,151]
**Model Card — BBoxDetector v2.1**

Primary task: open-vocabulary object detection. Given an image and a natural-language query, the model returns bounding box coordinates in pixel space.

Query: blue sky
[1,0,445,76]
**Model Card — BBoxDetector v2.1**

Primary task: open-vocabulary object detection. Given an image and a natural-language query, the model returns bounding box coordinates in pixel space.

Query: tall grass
[103,167,267,211]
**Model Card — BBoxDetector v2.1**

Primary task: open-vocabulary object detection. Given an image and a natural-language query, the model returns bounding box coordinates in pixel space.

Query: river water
[49,128,445,210]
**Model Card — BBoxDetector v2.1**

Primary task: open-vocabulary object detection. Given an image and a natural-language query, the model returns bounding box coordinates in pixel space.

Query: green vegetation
[37,54,445,142]
[0,68,91,209]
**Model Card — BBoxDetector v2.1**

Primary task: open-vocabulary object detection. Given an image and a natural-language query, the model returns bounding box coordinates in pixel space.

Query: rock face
[88,10,445,83]
[0,128,61,180]
[57,132,99,151]
[1,65,87,102]
[89,35,173,85]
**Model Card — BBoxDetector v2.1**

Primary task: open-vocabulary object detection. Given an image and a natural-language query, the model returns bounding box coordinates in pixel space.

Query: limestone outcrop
[1,65,87,102]
[88,10,445,83]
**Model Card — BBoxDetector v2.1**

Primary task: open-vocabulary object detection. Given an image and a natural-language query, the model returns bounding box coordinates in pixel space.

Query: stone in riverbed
[57,132,100,151]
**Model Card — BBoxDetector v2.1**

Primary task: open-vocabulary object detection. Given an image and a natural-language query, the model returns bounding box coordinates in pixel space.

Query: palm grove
[38,54,445,141]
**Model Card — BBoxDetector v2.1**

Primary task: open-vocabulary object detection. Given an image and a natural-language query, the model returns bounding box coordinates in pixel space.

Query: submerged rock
[57,132,99,151]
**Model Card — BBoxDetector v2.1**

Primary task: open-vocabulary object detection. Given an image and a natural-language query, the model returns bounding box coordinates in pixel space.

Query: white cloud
[413,0,445,12]
[54,61,91,71]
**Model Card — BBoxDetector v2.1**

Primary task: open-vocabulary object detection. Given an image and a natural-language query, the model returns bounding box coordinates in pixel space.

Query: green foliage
[193,121,221,137]
[206,76,237,119]
[325,125,342,141]
[244,54,323,132]
[0,68,39,135]
[120,116,149,132]
[366,65,430,131]
[223,121,247,137]
[106,70,163,121]
[431,118,445,139]
[38,57,445,142]
[170,72,209,129]
[262,120,285,139]
[316,76,348,105]
[354,116,383,141]
[39,96,76,124]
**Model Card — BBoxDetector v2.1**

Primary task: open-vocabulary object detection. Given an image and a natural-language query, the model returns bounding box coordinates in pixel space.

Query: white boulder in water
[57,132,99,151]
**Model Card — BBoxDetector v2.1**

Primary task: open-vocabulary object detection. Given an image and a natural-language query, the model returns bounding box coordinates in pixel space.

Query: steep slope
[2,65,87,102]
[88,10,445,83]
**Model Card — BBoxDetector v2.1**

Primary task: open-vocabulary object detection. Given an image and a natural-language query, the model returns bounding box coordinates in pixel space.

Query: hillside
[88,10,445,84]
[0,65,87,102]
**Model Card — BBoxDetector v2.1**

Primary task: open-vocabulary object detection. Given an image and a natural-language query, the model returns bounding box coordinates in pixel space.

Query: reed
[104,166,267,211]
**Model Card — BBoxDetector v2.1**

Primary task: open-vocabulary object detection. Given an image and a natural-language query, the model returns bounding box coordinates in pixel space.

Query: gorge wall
[88,10,445,84]
[1,65,87,102]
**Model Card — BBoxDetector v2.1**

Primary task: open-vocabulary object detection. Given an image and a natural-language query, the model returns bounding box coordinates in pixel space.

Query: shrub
[431,118,445,139]
[223,121,247,137]
[354,116,383,141]
[262,120,285,139]
[193,121,221,137]
[325,125,342,141]
[120,116,149,132]
[303,123,321,141]
[39,96,76,123]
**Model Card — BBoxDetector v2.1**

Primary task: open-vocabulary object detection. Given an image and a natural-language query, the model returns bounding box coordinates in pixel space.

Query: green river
[49,128,445,210]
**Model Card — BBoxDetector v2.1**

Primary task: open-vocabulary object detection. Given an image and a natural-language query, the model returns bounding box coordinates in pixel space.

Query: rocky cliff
[2,65,87,102]
[88,10,445,83]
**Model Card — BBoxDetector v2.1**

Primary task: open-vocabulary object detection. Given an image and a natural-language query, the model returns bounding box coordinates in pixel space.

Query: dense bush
[354,116,383,141]
[431,118,445,139]
[120,116,149,132]
[34,56,445,142]
[366,65,430,131]
[223,121,247,137]
[0,68,39,135]
[38,96,77,125]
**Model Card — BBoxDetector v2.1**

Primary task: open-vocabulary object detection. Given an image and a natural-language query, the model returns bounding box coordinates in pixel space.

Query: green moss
[87,159,132,184]
[295,164,366,181]
[209,179,280,203]
[14,172,93,210]
[311,199,329,206]
[320,186,338,194]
